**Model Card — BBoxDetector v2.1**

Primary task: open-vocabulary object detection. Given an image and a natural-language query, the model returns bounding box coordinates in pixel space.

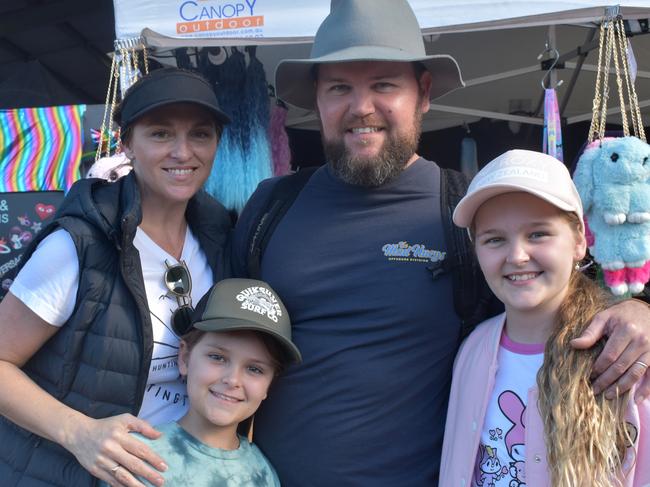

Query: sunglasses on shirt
[164,259,194,336]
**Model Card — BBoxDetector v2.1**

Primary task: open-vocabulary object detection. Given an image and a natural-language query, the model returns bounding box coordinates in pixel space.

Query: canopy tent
[112,1,650,132]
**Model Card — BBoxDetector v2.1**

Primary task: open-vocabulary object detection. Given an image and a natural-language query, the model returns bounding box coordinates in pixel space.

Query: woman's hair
[537,213,633,487]
[181,328,288,375]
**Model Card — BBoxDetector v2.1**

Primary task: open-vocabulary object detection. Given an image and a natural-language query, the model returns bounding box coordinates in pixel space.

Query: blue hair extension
[206,128,246,211]
[243,53,271,151]
[205,48,248,211]
[233,48,272,212]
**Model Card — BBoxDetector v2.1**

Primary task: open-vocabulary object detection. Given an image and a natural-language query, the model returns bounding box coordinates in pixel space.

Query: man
[231,1,650,485]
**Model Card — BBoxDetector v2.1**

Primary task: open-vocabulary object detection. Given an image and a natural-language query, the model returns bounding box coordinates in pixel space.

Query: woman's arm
[0,292,167,487]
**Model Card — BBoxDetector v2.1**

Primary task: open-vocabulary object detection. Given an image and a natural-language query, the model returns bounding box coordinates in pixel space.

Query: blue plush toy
[573,136,650,295]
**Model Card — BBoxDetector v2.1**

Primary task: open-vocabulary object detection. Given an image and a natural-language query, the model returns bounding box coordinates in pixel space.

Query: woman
[0,68,232,487]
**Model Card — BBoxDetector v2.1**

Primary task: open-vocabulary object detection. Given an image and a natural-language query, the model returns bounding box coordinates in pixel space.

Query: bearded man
[231,1,650,485]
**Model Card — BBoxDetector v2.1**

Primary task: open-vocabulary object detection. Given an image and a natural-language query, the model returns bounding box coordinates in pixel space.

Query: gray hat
[275,0,464,110]
[192,279,301,364]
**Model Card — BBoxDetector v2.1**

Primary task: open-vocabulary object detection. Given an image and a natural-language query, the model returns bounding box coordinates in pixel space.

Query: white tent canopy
[114,1,650,42]
[113,1,650,132]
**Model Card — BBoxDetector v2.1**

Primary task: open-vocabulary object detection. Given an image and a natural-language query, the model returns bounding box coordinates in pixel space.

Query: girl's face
[122,103,218,209]
[178,330,275,444]
[473,192,586,320]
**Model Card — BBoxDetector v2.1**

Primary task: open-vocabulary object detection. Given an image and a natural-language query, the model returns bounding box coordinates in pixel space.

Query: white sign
[114,0,650,42]
[114,0,330,41]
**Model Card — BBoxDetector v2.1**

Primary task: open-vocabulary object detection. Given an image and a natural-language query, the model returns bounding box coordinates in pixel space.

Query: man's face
[315,61,431,187]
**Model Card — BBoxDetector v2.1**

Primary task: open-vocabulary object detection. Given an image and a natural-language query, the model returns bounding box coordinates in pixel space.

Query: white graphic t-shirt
[134,226,213,424]
[472,332,544,487]
[11,226,213,426]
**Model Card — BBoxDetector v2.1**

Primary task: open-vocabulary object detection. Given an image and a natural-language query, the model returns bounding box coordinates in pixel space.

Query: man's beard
[322,109,422,188]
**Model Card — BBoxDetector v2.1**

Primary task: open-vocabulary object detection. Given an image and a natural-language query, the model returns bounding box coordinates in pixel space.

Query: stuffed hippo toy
[573,136,650,295]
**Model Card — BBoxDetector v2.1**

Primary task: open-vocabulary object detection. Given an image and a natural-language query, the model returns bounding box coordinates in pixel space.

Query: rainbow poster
[0,105,86,192]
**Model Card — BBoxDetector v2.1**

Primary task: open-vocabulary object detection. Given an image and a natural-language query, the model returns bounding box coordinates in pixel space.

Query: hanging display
[0,190,64,301]
[573,15,650,296]
[0,105,86,192]
[205,47,274,213]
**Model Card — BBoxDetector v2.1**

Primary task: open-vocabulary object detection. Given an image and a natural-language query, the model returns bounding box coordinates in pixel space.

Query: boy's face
[473,192,586,333]
[179,330,275,444]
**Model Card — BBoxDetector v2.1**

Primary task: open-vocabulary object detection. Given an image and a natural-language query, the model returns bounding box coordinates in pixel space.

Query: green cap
[192,278,301,364]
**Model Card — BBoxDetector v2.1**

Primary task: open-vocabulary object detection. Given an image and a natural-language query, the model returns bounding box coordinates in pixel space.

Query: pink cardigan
[439,313,650,487]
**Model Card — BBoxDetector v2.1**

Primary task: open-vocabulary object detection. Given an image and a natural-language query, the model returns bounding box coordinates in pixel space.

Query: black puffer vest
[0,173,231,486]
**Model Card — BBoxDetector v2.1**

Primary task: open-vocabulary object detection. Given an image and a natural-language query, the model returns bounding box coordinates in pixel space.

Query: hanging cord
[609,17,630,137]
[588,21,607,142]
[142,44,150,75]
[616,18,646,141]
[614,18,639,135]
[588,15,645,143]
[598,18,614,140]
[95,38,149,162]
[95,53,120,161]
[131,43,140,77]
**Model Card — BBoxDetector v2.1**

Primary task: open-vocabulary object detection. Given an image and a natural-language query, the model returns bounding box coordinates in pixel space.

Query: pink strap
[543,88,564,162]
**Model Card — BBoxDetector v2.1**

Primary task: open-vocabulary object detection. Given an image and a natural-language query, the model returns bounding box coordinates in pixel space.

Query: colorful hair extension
[269,103,291,176]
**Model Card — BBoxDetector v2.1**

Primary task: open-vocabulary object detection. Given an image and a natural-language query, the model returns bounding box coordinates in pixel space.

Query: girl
[440,149,649,487]
[127,278,301,487]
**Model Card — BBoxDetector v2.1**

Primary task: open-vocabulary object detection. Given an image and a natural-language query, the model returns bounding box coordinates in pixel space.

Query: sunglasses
[164,260,194,336]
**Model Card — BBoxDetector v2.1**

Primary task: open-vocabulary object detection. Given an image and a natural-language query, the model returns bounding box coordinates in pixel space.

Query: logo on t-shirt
[381,241,446,263]
[236,286,283,323]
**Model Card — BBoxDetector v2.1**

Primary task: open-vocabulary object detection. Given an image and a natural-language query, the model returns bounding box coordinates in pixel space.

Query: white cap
[453,149,584,229]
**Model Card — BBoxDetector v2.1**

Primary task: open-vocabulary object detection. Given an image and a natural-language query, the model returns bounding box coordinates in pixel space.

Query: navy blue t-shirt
[232,159,462,486]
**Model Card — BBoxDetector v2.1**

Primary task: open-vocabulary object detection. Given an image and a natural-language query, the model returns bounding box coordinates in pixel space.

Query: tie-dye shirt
[127,422,280,487]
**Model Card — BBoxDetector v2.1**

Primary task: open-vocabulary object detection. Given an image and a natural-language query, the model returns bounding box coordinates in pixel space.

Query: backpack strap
[435,167,495,338]
[247,167,318,279]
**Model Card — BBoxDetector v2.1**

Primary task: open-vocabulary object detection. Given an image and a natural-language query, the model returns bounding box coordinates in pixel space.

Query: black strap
[247,167,318,279]
[435,168,494,338]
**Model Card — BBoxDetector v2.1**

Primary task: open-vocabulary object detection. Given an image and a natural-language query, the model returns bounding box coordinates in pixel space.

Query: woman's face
[123,103,218,207]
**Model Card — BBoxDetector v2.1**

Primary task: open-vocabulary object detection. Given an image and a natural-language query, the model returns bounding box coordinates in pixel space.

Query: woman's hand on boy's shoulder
[571,299,650,403]
[63,412,167,486]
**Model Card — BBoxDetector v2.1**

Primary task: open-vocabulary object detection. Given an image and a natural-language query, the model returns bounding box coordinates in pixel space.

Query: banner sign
[114,0,650,41]
[0,105,86,192]
[115,0,317,40]
[0,191,64,302]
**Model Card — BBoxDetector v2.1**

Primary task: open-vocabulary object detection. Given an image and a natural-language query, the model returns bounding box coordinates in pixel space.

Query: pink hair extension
[269,104,291,176]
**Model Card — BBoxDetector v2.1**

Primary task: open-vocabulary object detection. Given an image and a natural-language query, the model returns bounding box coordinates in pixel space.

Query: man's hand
[571,299,650,403]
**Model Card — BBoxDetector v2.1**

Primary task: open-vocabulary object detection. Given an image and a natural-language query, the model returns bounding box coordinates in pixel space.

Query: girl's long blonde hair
[537,224,633,486]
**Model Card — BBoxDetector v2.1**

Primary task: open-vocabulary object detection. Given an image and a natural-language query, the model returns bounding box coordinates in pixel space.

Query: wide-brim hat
[115,67,231,132]
[275,0,464,110]
[453,150,584,232]
[192,278,302,365]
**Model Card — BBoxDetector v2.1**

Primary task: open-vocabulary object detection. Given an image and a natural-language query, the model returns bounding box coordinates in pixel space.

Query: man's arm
[571,299,650,403]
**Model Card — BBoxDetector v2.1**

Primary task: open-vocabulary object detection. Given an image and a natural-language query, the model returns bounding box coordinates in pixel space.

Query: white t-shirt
[11,226,214,425]
[472,332,544,487]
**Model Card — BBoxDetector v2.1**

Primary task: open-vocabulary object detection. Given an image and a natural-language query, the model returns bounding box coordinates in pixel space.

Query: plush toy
[86,153,132,182]
[573,136,650,295]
